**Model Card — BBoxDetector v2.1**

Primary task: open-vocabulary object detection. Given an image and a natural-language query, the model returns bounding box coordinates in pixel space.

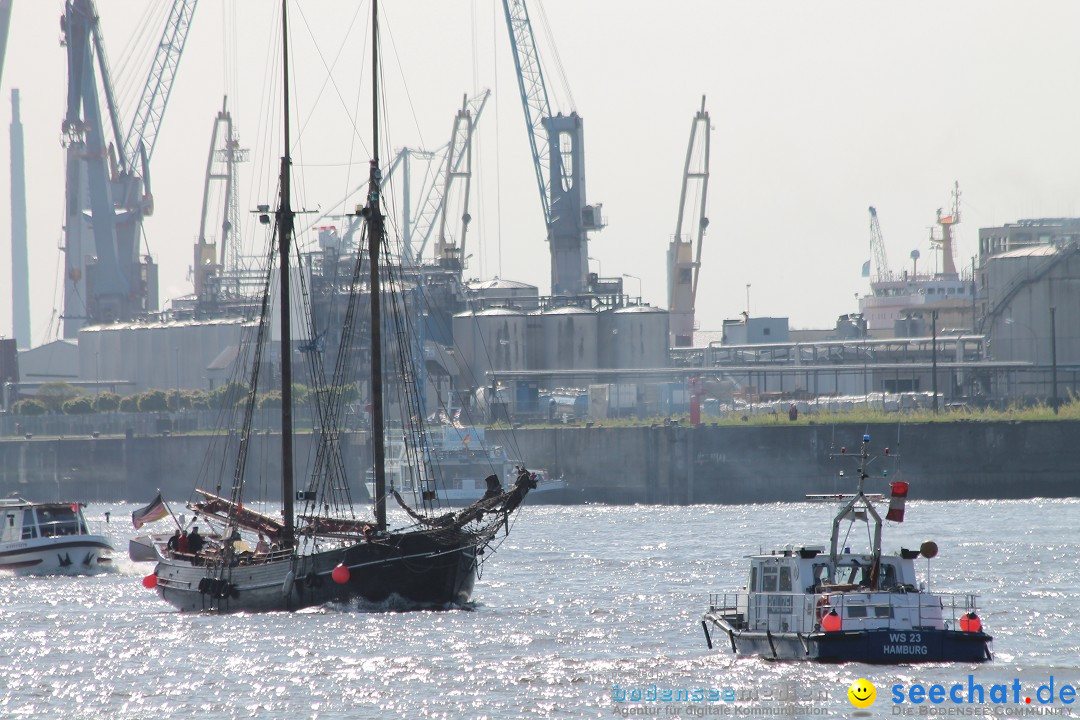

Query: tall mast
[368,0,387,531]
[278,0,296,546]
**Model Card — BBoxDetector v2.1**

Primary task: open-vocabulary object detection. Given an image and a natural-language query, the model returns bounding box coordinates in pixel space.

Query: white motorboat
[0,498,113,574]
[702,434,992,663]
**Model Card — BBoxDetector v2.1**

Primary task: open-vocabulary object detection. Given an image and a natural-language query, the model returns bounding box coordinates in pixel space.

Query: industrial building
[3,2,1080,431]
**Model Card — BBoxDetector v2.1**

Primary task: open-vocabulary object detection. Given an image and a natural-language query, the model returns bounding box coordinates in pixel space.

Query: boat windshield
[36,506,85,537]
[830,561,898,588]
[21,509,36,539]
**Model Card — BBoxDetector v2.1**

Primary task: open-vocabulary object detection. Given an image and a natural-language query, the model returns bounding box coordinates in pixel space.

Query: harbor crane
[868,206,892,282]
[502,0,604,296]
[60,0,197,337]
[0,0,11,86]
[305,89,490,266]
[194,96,249,300]
[668,97,710,348]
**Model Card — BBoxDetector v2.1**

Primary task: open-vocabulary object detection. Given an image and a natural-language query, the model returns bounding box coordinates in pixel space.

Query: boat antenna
[366,0,387,532]
[278,0,296,547]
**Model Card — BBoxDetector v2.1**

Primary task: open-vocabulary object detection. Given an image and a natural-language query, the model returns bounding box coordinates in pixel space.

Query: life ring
[815,593,830,622]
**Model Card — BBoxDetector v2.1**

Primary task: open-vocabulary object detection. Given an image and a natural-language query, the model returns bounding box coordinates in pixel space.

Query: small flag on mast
[886,481,908,522]
[132,492,169,529]
[861,260,871,277]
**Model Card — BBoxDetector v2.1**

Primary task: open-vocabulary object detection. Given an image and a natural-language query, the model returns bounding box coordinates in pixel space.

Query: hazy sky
[3,1,1080,347]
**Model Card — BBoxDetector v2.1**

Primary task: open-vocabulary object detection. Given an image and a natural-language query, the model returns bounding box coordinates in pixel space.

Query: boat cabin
[734,544,942,635]
[745,545,917,595]
[0,499,90,543]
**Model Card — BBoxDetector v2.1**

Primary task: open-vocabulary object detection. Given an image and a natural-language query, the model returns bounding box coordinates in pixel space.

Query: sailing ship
[147,0,534,612]
[701,434,992,663]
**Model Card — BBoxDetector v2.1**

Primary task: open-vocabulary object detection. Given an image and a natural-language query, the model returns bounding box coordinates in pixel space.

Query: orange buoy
[331,563,350,584]
[822,608,842,632]
[959,612,982,633]
[142,573,158,589]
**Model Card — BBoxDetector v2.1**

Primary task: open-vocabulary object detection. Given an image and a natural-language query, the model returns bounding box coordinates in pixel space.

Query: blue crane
[123,0,198,170]
[501,0,603,296]
[60,0,198,337]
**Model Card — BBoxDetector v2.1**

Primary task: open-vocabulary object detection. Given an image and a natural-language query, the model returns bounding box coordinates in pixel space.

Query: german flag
[132,492,169,529]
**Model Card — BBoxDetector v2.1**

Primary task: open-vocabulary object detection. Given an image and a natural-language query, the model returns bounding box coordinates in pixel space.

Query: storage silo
[214,319,247,383]
[596,309,616,369]
[131,323,148,392]
[610,306,670,369]
[180,321,207,390]
[541,306,598,371]
[77,326,100,384]
[453,308,527,388]
[466,278,540,310]
[525,310,544,370]
[147,321,170,391]
[452,310,476,387]
[113,324,136,392]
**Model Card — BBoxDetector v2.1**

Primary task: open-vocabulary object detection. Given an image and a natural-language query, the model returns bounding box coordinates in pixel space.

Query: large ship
[858,183,975,333]
[366,423,572,507]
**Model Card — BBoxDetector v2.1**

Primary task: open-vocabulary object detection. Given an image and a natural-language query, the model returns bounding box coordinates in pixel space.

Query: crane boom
[123,0,198,170]
[502,0,552,224]
[868,206,891,282]
[304,90,490,264]
[434,94,480,263]
[502,0,602,295]
[89,12,127,172]
[0,0,12,88]
[668,96,710,348]
[416,90,489,259]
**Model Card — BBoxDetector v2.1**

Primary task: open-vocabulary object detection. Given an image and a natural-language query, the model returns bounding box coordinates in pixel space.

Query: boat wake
[323,593,479,614]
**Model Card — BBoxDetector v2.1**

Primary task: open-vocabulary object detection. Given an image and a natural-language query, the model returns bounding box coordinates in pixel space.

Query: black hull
[155,531,477,613]
[713,626,992,664]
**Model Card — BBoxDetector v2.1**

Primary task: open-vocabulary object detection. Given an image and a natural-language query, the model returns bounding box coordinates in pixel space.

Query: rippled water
[1,499,1078,719]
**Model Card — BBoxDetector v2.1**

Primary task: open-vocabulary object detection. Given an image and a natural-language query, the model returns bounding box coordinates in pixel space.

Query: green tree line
[8,381,359,416]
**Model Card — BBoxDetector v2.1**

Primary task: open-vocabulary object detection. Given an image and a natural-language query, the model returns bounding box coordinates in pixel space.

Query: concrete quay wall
[0,422,1076,504]
[0,432,370,504]
[490,421,1080,504]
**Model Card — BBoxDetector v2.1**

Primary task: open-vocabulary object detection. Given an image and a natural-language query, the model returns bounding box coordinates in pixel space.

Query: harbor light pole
[931,311,938,414]
[588,256,601,279]
[745,284,751,318]
[1051,306,1058,414]
[622,273,641,300]
[174,346,180,412]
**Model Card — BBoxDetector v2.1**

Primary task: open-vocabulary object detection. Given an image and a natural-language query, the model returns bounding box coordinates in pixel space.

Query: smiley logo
[847,678,876,708]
